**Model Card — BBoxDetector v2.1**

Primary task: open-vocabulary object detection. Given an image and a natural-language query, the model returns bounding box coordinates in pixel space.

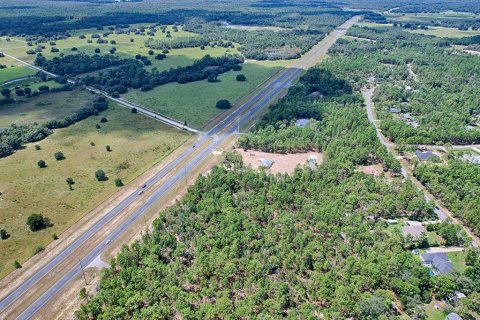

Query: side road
[363,86,480,248]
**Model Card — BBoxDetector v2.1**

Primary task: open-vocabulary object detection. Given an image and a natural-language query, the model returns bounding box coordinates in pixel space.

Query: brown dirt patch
[235,149,323,174]
[356,164,385,176]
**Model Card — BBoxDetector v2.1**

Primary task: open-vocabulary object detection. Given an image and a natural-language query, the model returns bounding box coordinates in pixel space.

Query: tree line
[79,54,243,95]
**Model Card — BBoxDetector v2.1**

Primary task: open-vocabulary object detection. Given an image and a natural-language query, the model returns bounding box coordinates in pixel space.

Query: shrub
[37,160,47,168]
[216,99,232,110]
[94,48,101,54]
[26,213,46,231]
[33,245,45,255]
[95,170,108,181]
[236,74,246,81]
[131,108,137,113]
[106,145,111,152]
[54,151,65,160]
[0,229,8,240]
[52,233,58,240]
[115,178,124,187]
[34,145,41,150]
[100,117,108,123]
[14,260,21,269]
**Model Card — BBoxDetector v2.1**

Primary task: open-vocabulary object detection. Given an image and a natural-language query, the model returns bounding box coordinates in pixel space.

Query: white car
[105,239,111,245]
[138,190,144,195]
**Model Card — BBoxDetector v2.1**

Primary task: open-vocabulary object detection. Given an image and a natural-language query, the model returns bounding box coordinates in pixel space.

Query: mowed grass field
[0,102,190,278]
[0,89,93,127]
[124,62,281,128]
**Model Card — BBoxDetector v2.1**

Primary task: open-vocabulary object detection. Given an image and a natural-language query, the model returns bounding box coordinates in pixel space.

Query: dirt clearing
[235,149,323,174]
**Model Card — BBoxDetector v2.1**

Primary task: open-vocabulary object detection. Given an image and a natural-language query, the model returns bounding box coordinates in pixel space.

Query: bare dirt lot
[356,164,385,176]
[235,149,323,174]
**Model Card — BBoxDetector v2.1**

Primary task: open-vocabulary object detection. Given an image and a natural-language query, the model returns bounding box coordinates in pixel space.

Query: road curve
[0,16,361,319]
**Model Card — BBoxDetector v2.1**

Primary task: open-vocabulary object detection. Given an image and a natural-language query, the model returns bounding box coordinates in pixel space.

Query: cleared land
[0,89,92,127]
[0,102,190,278]
[124,62,281,128]
[235,148,323,174]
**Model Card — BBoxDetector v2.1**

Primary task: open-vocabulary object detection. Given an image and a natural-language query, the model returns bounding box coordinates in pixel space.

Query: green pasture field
[407,27,480,38]
[0,89,93,127]
[0,65,36,85]
[124,61,281,129]
[0,102,190,278]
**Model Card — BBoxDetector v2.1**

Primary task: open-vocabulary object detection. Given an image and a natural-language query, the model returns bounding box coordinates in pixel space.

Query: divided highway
[0,16,360,319]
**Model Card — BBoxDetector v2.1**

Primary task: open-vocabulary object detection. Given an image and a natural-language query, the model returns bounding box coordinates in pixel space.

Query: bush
[131,108,137,113]
[115,178,124,187]
[34,145,41,150]
[148,50,154,55]
[233,64,242,71]
[54,151,65,160]
[33,245,45,255]
[14,260,21,269]
[94,48,101,54]
[100,117,108,123]
[106,145,111,152]
[26,213,46,231]
[216,99,232,110]
[236,74,246,81]
[37,160,47,168]
[0,229,9,240]
[95,169,108,181]
[52,233,58,240]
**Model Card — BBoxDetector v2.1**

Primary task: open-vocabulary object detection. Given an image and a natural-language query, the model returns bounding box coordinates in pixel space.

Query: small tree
[148,50,154,55]
[216,99,232,110]
[106,145,111,152]
[1,88,11,97]
[131,107,137,113]
[37,160,47,168]
[236,74,246,81]
[115,178,124,187]
[34,144,41,150]
[54,151,65,161]
[100,117,108,123]
[66,177,75,190]
[96,124,101,129]
[94,48,100,54]
[26,213,46,231]
[207,74,218,83]
[0,228,8,240]
[14,260,21,269]
[52,233,58,240]
[95,170,108,181]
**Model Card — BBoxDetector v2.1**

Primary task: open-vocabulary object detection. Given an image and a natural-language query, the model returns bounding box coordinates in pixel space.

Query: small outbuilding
[295,118,310,127]
[389,107,401,114]
[259,158,274,168]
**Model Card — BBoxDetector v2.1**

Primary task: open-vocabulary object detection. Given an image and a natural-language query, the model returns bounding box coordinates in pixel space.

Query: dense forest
[321,26,480,145]
[414,158,480,236]
[76,66,480,319]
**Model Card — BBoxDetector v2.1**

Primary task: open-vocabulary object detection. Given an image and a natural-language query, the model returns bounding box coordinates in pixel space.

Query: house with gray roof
[402,225,426,240]
[446,313,463,320]
[259,158,274,168]
[421,252,453,275]
[416,150,436,161]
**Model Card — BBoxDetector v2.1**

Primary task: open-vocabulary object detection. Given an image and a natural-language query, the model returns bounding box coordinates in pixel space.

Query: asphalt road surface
[0,16,360,319]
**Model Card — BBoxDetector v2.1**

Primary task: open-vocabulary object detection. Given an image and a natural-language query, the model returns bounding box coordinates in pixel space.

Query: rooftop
[416,150,436,161]
[421,252,453,275]
[446,313,463,320]
[402,225,426,240]
[295,118,310,127]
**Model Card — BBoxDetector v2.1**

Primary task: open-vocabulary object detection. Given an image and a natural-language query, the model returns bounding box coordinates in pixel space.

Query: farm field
[0,89,93,127]
[0,102,190,278]
[124,61,281,128]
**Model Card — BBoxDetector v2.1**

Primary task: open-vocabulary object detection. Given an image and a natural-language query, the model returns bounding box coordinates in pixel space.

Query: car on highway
[105,239,111,244]
[142,184,147,188]
[138,190,144,195]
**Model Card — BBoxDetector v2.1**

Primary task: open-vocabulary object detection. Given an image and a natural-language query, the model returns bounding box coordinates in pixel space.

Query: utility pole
[79,259,87,285]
